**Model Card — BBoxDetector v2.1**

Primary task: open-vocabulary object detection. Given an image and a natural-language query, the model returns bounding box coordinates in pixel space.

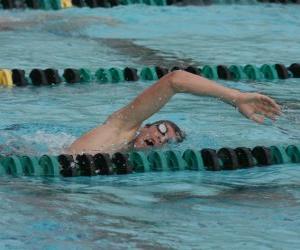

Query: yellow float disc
[0,69,13,87]
[0,70,4,86]
[62,0,73,8]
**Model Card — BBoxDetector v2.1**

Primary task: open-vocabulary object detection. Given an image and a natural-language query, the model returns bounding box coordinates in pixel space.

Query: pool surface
[0,3,300,249]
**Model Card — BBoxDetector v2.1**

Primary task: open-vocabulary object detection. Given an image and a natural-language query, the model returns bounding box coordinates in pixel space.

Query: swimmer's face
[133,122,179,149]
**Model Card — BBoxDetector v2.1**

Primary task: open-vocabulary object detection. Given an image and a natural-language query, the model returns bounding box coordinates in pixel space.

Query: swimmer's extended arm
[108,70,281,130]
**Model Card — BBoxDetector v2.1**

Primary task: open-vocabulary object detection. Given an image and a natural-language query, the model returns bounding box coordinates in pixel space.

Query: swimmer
[68,70,281,154]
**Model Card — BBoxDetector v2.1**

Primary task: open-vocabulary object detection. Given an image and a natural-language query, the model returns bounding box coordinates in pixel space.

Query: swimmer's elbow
[166,70,190,93]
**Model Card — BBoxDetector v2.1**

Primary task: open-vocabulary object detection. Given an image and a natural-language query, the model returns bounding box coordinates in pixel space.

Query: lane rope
[1,0,300,10]
[0,63,299,87]
[0,144,299,177]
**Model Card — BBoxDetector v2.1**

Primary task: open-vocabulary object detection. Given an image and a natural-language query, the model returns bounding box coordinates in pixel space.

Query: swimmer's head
[133,120,185,149]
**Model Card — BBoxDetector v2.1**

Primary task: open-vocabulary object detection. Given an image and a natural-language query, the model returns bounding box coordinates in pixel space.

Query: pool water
[0,3,300,249]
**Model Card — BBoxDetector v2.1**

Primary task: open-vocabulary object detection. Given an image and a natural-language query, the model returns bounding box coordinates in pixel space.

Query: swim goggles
[156,123,168,136]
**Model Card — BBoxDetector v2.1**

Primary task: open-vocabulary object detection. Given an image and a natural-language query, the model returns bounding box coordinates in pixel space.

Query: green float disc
[165,150,186,171]
[140,67,158,81]
[95,68,113,83]
[154,0,167,5]
[229,65,248,80]
[39,155,60,177]
[1,156,23,176]
[39,0,52,9]
[182,149,204,171]
[202,65,218,80]
[20,156,43,176]
[244,64,263,80]
[120,0,130,4]
[269,145,291,165]
[286,145,300,163]
[50,0,62,9]
[25,77,32,85]
[147,151,168,172]
[132,0,143,3]
[109,68,125,83]
[129,151,151,172]
[79,68,93,83]
[239,0,256,4]
[0,163,6,176]
[260,64,278,80]
[143,0,156,5]
[198,67,203,75]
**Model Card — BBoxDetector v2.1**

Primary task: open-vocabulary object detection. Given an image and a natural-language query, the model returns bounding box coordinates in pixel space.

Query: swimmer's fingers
[250,113,265,124]
[258,95,282,115]
[235,92,281,124]
[255,103,279,121]
[248,104,277,122]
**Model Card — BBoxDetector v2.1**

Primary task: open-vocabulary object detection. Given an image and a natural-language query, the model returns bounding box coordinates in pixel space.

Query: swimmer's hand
[235,93,281,123]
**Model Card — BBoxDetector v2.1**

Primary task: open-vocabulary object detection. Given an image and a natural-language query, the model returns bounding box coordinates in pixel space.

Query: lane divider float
[0,144,299,177]
[1,0,300,10]
[1,0,165,9]
[0,63,299,88]
[0,69,13,87]
[1,0,73,9]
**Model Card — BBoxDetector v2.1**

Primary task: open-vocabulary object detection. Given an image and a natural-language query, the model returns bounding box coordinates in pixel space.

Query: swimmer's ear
[175,130,186,142]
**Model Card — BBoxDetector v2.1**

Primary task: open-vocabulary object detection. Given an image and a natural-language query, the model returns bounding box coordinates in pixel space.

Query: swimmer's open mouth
[144,139,155,146]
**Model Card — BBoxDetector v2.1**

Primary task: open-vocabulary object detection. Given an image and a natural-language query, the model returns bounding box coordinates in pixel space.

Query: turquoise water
[0,3,300,249]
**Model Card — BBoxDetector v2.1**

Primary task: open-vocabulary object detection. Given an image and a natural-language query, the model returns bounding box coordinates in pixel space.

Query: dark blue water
[0,4,300,249]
